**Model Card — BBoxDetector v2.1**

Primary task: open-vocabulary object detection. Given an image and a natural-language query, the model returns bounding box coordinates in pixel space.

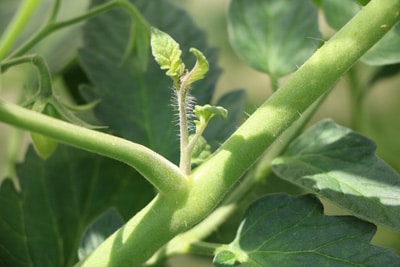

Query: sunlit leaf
[181,48,209,90]
[213,194,400,266]
[194,104,227,127]
[272,120,400,231]
[150,27,185,80]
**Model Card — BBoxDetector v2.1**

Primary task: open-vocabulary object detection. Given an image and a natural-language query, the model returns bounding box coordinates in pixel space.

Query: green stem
[185,120,206,165]
[188,241,220,256]
[0,99,187,194]
[9,0,146,59]
[0,0,40,61]
[48,0,62,23]
[73,1,400,266]
[1,55,53,97]
[151,95,327,264]
[270,75,279,91]
[178,90,191,174]
[347,66,364,131]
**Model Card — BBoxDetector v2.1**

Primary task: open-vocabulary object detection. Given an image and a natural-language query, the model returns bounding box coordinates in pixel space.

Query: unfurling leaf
[180,48,209,90]
[194,104,227,129]
[150,27,185,85]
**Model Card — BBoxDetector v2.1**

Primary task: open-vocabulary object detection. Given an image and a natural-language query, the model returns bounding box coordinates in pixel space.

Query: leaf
[190,135,211,167]
[204,90,246,151]
[322,0,361,30]
[213,194,400,266]
[180,48,209,90]
[361,23,400,65]
[79,0,221,163]
[368,63,400,86]
[150,27,185,81]
[227,0,320,78]
[194,104,227,127]
[120,5,150,73]
[78,208,124,260]
[322,0,400,65]
[271,120,400,231]
[0,146,154,267]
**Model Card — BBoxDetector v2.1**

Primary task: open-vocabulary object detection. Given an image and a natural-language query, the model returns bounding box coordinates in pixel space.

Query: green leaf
[0,146,154,267]
[78,208,124,260]
[79,0,221,163]
[190,135,211,167]
[194,104,227,127]
[271,120,400,231]
[227,0,320,78]
[213,194,400,266]
[322,0,361,30]
[213,250,241,267]
[204,90,246,151]
[180,48,209,90]
[322,0,400,65]
[150,27,185,81]
[361,23,400,65]
[368,63,400,86]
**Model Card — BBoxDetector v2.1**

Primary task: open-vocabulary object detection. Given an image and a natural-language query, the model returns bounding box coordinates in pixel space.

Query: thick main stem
[73,1,400,266]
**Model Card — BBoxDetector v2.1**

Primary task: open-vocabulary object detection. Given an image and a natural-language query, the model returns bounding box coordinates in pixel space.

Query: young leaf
[194,104,227,128]
[213,194,400,266]
[79,0,221,162]
[203,90,246,151]
[150,27,185,83]
[0,146,154,267]
[272,120,400,231]
[180,48,209,90]
[227,0,320,79]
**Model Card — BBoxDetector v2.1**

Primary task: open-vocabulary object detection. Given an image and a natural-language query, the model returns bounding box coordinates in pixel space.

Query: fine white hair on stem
[185,92,196,134]
[170,88,197,139]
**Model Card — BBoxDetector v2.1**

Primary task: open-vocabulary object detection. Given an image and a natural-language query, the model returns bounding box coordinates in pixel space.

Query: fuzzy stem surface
[73,1,400,266]
[0,100,187,194]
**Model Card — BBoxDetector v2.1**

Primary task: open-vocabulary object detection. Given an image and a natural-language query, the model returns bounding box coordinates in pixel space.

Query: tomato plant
[1,0,400,266]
